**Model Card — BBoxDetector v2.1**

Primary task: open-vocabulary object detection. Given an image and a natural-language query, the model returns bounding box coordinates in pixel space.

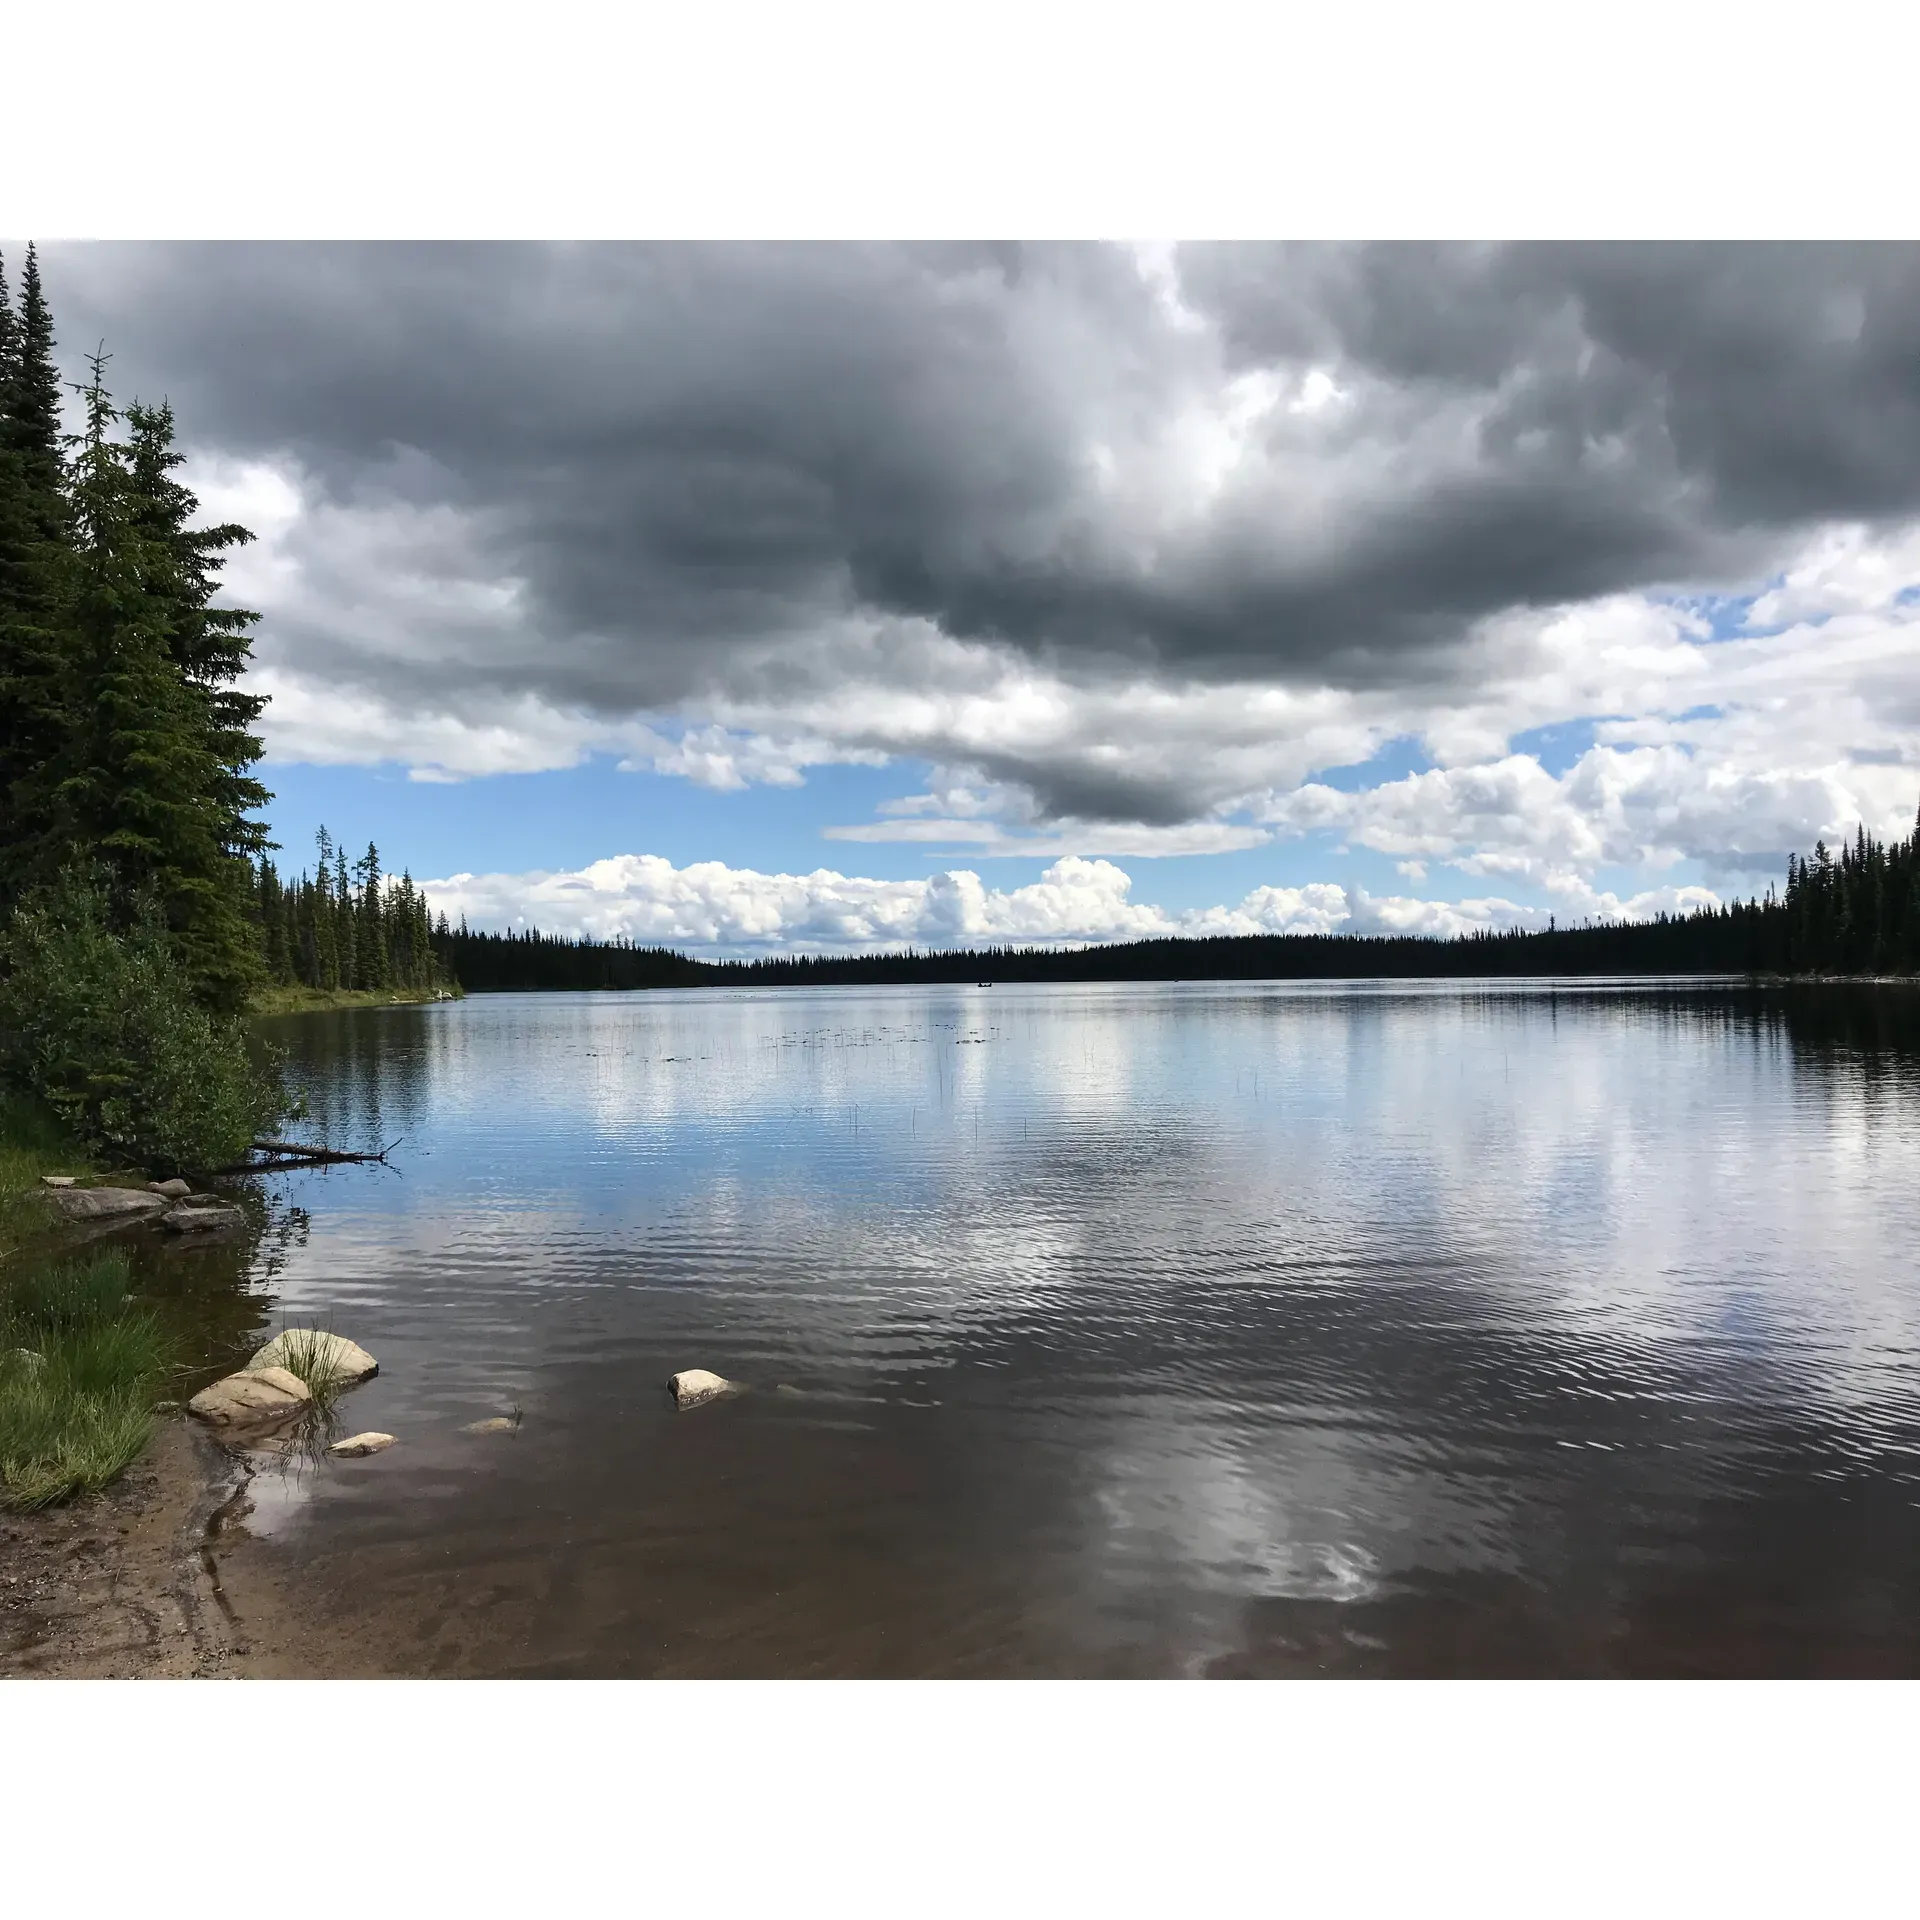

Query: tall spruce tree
[353,843,388,988]
[43,353,262,1012]
[125,399,272,862]
[0,244,78,910]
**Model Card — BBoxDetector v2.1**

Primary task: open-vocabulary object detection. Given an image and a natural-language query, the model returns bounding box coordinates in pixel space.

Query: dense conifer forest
[0,248,268,1013]
[0,246,291,1170]
[249,831,446,995]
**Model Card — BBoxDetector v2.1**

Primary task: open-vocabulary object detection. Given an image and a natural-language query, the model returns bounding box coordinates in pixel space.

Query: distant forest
[250,828,447,994]
[251,806,1920,994]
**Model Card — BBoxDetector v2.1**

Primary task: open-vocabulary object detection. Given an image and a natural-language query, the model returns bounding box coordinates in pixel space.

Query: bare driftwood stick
[218,1137,404,1172]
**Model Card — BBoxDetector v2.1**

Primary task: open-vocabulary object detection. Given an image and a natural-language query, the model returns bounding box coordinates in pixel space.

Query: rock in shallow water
[188,1365,311,1426]
[161,1201,245,1233]
[328,1432,395,1457]
[463,1416,519,1434]
[47,1185,167,1222]
[667,1368,735,1409]
[247,1329,378,1385]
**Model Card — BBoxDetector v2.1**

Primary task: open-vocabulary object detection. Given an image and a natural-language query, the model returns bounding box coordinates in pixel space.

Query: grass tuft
[0,1248,171,1510]
[262,1325,354,1413]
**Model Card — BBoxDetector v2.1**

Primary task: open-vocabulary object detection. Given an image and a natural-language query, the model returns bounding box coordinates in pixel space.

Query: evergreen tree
[353,843,388,988]
[38,353,260,1012]
[0,245,78,910]
[311,827,340,988]
[124,398,272,863]
[334,842,354,988]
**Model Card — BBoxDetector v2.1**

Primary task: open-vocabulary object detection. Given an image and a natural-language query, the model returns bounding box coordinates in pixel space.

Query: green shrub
[0,867,289,1176]
[0,1248,170,1509]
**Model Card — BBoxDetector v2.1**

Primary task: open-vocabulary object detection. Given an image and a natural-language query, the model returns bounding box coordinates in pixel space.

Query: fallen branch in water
[218,1137,404,1172]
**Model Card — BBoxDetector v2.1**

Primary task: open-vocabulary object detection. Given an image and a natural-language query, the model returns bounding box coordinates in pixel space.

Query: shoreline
[0,1098,316,1674]
[1,1417,249,1677]
[0,1412,365,1679]
[250,983,460,1016]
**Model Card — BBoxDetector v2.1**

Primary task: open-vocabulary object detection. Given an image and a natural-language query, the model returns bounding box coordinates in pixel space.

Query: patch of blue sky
[257,752,945,886]
[1122,838,1567,918]
[1587,854,1781,907]
[1663,587,1764,642]
[1508,717,1604,775]
[1307,734,1433,792]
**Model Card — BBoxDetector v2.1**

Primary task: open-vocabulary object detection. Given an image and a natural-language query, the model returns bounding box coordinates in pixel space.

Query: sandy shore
[0,1417,342,1679]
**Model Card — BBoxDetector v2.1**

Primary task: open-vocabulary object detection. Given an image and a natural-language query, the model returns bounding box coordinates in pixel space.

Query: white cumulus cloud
[417,853,1707,956]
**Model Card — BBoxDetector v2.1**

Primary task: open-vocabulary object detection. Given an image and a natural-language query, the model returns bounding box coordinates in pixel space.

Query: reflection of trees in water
[273,1005,447,1155]
[1592,981,1920,1060]
[1764,982,1920,1065]
[122,1186,315,1390]
[1637,984,1920,1117]
[249,1199,313,1284]
[1451,983,1920,1105]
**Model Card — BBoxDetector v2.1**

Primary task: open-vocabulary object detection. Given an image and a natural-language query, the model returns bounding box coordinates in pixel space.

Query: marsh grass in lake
[254,1324,360,1414]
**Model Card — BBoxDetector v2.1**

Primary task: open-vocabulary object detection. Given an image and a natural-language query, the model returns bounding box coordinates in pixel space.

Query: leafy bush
[0,1248,169,1509]
[0,866,288,1175]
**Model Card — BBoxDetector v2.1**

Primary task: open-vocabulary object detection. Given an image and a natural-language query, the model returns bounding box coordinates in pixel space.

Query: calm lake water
[170,980,1920,1675]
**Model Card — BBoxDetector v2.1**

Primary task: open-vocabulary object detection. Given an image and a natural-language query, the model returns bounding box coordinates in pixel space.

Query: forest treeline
[251,830,446,994]
[423,903,1780,990]
[414,810,1920,991]
[0,246,289,1170]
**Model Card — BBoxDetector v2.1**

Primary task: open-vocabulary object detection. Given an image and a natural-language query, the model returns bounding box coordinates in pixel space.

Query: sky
[30,240,1920,953]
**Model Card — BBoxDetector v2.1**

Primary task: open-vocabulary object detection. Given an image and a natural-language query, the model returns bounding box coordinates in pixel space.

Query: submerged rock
[463,1416,519,1434]
[188,1365,312,1427]
[247,1329,378,1386]
[667,1367,736,1410]
[328,1431,396,1457]
[148,1178,191,1199]
[161,1201,245,1233]
[46,1185,167,1222]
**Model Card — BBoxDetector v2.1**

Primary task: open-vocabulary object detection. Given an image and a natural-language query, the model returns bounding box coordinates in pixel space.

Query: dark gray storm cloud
[1185,242,1920,520]
[31,240,1920,825]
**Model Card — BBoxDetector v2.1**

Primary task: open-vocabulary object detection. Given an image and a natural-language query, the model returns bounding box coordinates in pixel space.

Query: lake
[179,978,1920,1675]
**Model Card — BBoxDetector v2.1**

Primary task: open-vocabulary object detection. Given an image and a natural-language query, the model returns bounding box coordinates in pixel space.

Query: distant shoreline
[434,968,1920,994]
[249,983,461,1016]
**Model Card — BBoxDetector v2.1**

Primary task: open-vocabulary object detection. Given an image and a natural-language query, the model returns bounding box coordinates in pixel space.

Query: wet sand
[0,1421,244,1678]
[0,1419,374,1680]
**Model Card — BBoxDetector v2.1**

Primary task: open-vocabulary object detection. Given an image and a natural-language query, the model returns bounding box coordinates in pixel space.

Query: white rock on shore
[667,1367,736,1409]
[247,1330,379,1386]
[188,1365,312,1427]
[39,1175,75,1188]
[328,1432,396,1457]
[148,1178,191,1198]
